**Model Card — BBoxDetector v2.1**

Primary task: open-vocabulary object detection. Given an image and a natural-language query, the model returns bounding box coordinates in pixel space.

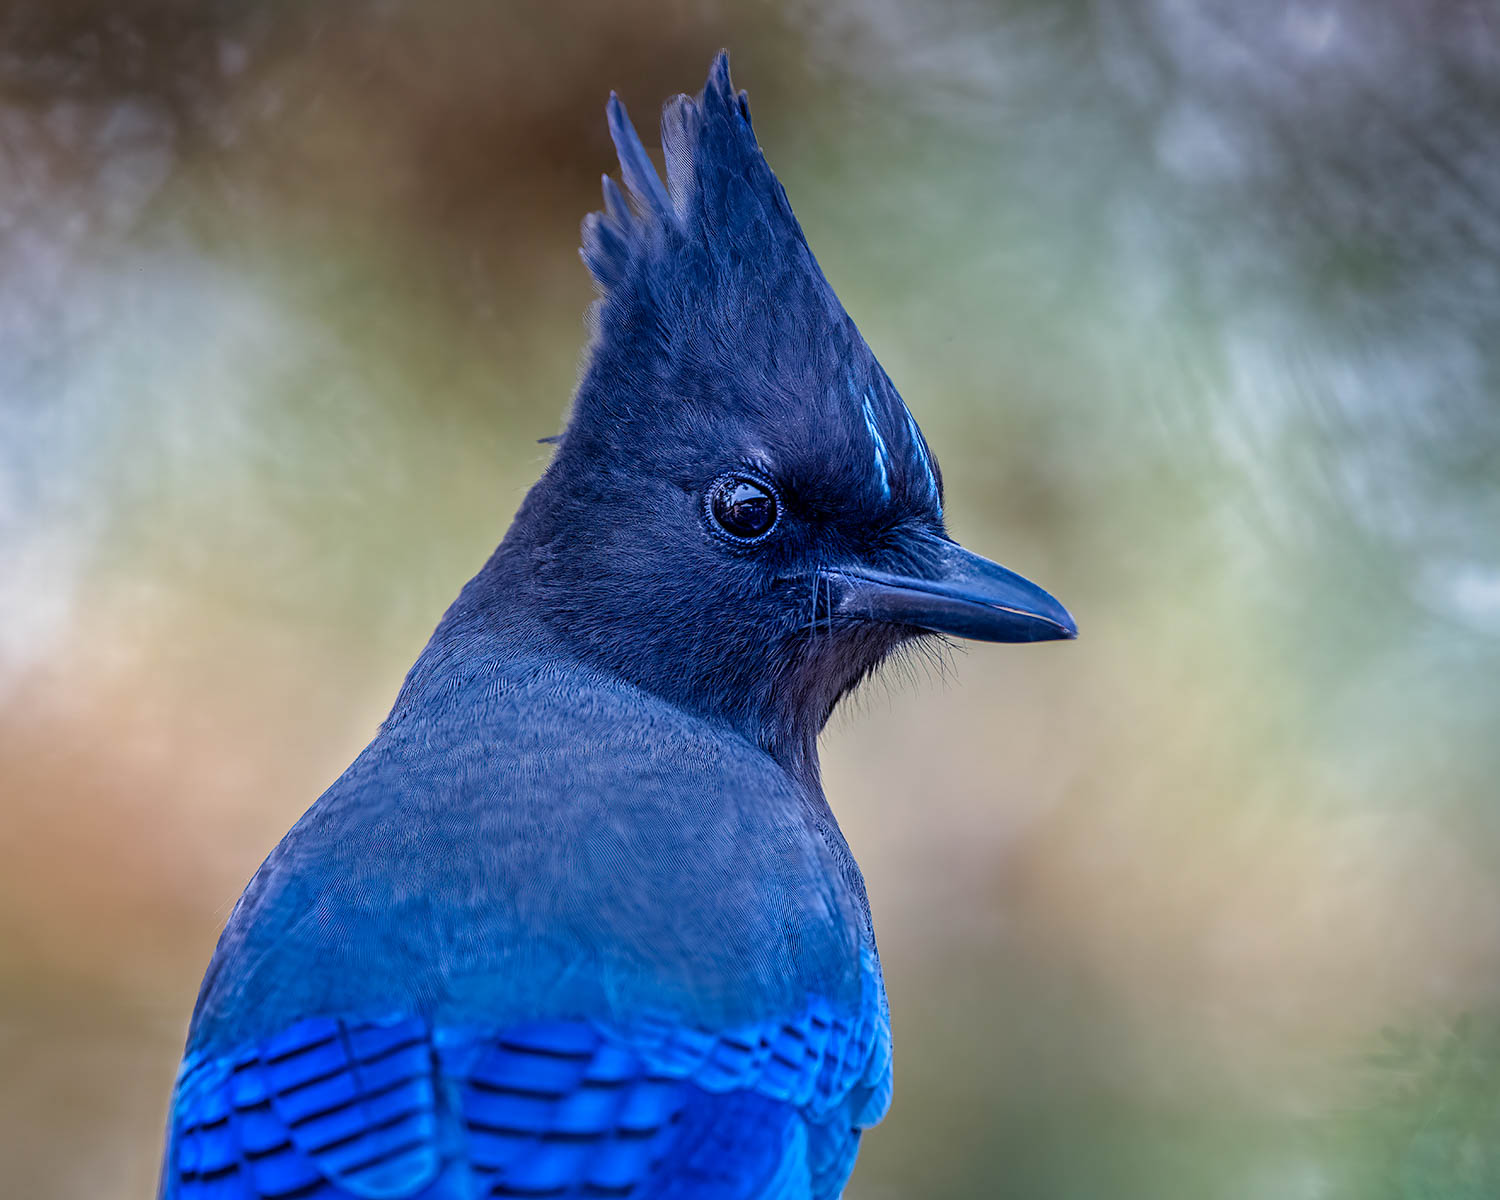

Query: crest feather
[605,91,671,219]
[580,51,809,297]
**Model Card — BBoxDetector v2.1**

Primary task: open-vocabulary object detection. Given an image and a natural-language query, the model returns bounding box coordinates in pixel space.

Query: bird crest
[580,51,807,298]
[574,52,942,518]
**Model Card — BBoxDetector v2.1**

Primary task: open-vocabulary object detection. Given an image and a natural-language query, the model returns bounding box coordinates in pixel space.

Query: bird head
[510,53,1074,769]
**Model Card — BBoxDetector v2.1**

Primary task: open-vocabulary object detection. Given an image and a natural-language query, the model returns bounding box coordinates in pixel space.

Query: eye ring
[705,472,782,545]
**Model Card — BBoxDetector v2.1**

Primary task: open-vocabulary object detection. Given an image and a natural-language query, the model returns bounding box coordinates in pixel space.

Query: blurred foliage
[2,1,1499,1198]
[1337,1015,1500,1199]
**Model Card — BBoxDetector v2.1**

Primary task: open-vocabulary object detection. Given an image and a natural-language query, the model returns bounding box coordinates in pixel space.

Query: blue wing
[164,973,890,1200]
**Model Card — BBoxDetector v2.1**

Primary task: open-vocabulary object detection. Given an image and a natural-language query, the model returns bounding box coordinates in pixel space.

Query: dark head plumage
[442,53,1073,779]
[564,52,943,546]
[580,53,802,297]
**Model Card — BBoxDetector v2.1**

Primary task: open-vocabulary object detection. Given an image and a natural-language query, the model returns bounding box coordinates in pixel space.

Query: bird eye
[707,474,780,543]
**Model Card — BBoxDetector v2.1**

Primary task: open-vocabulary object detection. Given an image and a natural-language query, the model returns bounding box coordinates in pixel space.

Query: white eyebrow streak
[902,405,942,514]
[860,388,892,500]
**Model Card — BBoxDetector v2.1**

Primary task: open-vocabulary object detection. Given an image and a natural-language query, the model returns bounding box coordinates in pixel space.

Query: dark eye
[707,474,780,543]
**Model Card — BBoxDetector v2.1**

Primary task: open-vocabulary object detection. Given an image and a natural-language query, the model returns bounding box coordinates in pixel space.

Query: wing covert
[165,958,889,1200]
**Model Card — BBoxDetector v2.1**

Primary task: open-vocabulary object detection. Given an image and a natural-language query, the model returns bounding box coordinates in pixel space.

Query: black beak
[819,535,1077,643]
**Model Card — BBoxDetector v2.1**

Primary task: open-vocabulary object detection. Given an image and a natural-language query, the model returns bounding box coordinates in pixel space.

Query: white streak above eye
[861,389,892,500]
[903,404,941,513]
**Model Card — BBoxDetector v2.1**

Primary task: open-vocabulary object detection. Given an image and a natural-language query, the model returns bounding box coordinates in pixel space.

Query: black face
[690,444,1075,651]
[523,393,1073,770]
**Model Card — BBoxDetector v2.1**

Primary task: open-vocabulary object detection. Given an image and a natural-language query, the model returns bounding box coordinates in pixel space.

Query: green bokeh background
[2,3,1498,1197]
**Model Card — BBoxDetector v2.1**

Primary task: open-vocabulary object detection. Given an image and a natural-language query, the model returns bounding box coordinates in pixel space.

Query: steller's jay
[159,53,1075,1200]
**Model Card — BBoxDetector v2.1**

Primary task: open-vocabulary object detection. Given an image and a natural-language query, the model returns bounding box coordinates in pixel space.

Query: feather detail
[606,91,671,220]
[164,962,888,1200]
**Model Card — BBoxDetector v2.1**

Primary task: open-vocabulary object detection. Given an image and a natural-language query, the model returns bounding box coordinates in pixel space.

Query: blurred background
[3,1,1499,1196]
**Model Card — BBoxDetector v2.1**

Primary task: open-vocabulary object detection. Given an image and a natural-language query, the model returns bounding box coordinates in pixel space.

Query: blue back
[163,645,891,1199]
[187,650,878,1050]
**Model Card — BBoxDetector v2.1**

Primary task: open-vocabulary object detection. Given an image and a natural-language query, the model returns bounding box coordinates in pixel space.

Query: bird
[158,52,1076,1200]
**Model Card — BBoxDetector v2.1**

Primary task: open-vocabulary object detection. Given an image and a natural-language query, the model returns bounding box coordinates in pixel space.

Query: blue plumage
[161,52,1073,1200]
[172,989,886,1199]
